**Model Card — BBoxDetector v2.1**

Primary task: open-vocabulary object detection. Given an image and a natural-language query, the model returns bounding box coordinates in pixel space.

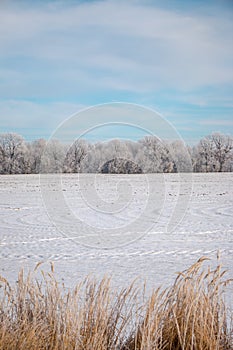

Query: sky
[0,0,233,145]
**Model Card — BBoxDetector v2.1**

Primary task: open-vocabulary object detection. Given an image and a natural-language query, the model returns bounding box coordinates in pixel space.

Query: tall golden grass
[0,257,232,349]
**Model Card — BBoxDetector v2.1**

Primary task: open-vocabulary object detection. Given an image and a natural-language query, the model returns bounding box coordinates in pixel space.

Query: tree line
[0,132,232,174]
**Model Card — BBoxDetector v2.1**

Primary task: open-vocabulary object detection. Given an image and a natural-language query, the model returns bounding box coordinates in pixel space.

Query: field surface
[0,173,232,301]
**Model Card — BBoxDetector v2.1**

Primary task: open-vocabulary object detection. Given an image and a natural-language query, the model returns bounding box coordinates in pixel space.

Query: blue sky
[0,0,232,144]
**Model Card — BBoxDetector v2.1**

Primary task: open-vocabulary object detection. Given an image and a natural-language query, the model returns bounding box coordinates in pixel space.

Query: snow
[0,173,232,303]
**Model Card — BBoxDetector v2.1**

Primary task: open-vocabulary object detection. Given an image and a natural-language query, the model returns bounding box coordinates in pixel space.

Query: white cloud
[0,0,232,141]
[200,119,233,127]
[0,100,84,137]
[0,0,232,96]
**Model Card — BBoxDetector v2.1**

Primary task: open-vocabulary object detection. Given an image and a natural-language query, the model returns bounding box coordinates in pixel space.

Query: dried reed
[0,257,232,349]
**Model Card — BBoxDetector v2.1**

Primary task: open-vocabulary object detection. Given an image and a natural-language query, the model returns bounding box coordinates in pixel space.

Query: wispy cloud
[200,119,233,127]
[0,100,84,139]
[1,1,232,95]
[0,0,232,141]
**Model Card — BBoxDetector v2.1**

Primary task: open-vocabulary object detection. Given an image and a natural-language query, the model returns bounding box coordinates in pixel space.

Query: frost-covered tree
[1,132,232,174]
[100,158,142,174]
[82,139,134,173]
[40,139,66,173]
[20,142,32,174]
[168,140,192,173]
[138,136,176,173]
[211,133,233,172]
[0,133,26,174]
[28,138,47,173]
[105,139,131,160]
[81,142,101,173]
[193,133,233,172]
[64,139,90,173]
[194,136,215,172]
[125,140,141,159]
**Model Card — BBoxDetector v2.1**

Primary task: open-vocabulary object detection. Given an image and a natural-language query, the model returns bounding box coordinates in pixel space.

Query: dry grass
[0,257,232,350]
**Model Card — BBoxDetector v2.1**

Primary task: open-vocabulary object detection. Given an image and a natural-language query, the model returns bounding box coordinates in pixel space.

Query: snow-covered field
[0,173,232,301]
